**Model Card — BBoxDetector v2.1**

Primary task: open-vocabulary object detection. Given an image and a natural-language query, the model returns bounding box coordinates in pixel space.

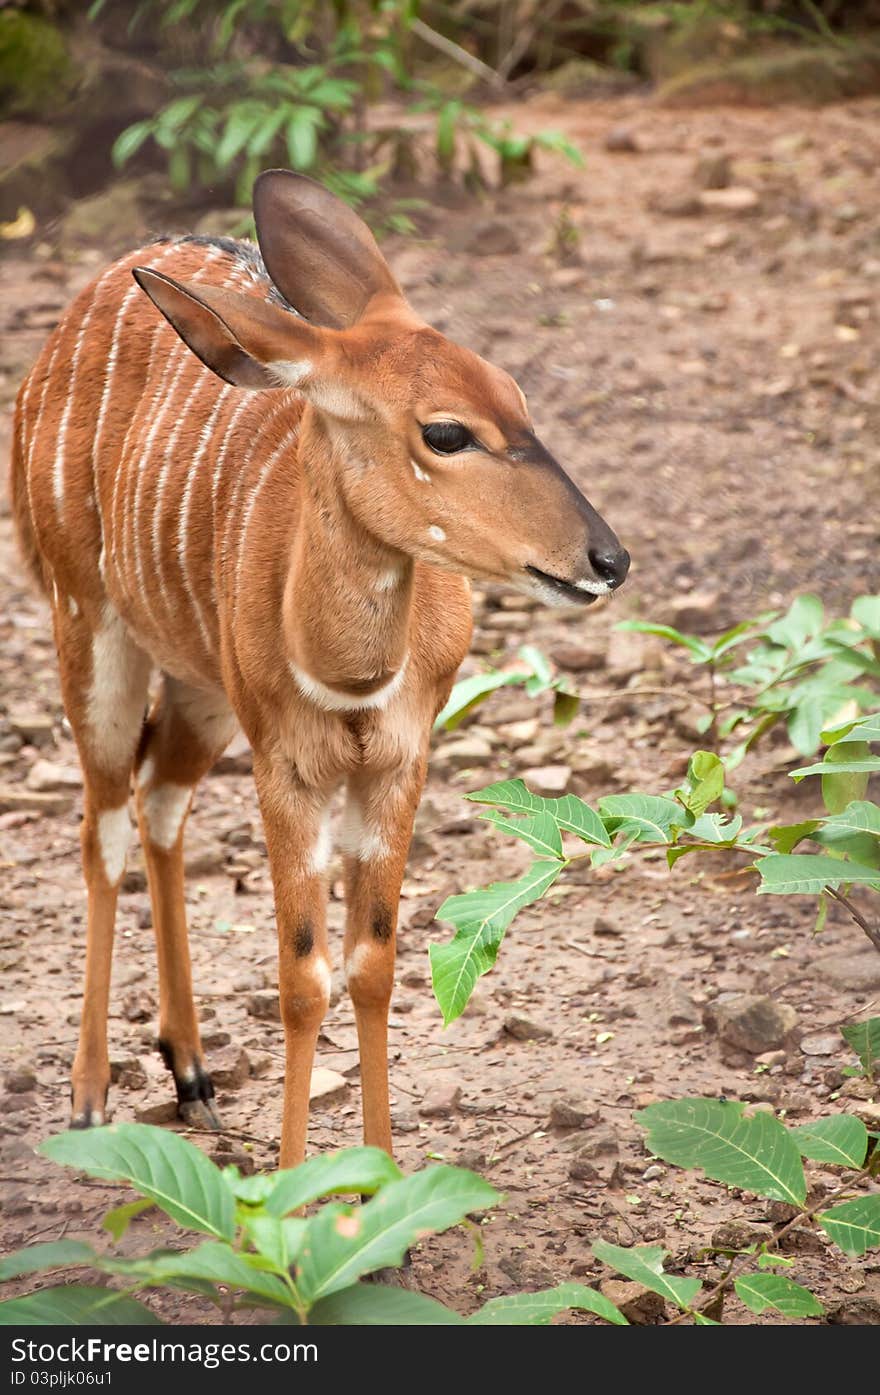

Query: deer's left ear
[133,267,327,390]
[253,169,403,329]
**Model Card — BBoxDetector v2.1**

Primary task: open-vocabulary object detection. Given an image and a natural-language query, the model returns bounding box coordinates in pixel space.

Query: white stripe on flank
[152,371,211,625]
[51,267,114,516]
[211,396,251,510]
[290,656,409,714]
[220,397,289,581]
[127,343,189,623]
[177,385,230,649]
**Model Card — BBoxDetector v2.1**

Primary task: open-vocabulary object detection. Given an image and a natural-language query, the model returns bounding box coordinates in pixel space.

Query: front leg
[341,759,426,1155]
[253,753,333,1168]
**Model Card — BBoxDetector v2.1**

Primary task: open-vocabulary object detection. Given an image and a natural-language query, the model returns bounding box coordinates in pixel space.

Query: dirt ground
[1,92,879,1326]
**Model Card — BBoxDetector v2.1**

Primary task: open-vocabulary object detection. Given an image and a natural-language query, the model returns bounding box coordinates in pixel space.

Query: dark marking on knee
[293,919,314,958]
[372,904,394,943]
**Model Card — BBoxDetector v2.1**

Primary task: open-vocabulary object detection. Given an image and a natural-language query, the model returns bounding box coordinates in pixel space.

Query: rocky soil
[1,91,879,1325]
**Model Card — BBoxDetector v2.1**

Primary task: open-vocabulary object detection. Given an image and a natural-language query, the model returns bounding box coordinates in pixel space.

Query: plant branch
[828,887,880,953]
[410,18,506,90]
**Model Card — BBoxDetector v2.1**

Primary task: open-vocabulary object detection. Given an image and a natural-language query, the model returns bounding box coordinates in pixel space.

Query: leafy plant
[96,0,583,208]
[431,712,880,1022]
[435,644,579,732]
[618,593,880,767]
[591,1095,879,1324]
[0,1124,627,1327]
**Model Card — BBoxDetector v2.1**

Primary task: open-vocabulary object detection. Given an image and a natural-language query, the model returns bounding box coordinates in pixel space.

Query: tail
[9,381,51,596]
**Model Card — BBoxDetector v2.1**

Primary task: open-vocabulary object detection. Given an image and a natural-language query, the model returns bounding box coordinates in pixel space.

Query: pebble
[598,1279,665,1324]
[698,187,760,214]
[520,764,571,796]
[0,788,74,815]
[419,1083,462,1118]
[25,759,82,792]
[210,1046,250,1090]
[604,125,640,153]
[815,952,880,991]
[309,1068,348,1103]
[246,992,281,1021]
[503,1014,554,1042]
[703,994,797,1054]
[135,1101,178,1124]
[8,713,55,747]
[4,1068,36,1094]
[549,642,604,672]
[799,1033,839,1056]
[433,736,493,769]
[549,1099,600,1130]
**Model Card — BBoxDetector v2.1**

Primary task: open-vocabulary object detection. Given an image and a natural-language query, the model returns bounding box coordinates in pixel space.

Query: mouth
[525,565,604,605]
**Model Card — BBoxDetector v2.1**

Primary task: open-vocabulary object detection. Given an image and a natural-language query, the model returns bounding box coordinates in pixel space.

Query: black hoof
[69,1088,109,1130]
[156,1040,222,1131]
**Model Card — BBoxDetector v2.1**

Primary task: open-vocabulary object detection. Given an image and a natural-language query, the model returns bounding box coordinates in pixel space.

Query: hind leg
[56,601,152,1127]
[134,677,238,1127]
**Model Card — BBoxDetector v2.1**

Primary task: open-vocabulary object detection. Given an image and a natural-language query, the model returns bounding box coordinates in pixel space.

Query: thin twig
[410,18,506,90]
[828,888,880,954]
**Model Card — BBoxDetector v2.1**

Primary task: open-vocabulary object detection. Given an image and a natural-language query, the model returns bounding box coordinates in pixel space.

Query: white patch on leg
[338,796,389,863]
[345,942,379,985]
[307,807,333,875]
[143,782,191,850]
[310,956,332,1000]
[86,605,150,772]
[97,805,132,884]
[136,754,155,789]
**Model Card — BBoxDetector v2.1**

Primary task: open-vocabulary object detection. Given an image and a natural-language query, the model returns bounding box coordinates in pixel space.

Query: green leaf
[821,742,873,810]
[119,1241,292,1308]
[677,750,724,817]
[431,860,563,1025]
[599,793,692,844]
[103,1197,155,1241]
[0,1286,163,1325]
[40,1124,236,1240]
[264,1147,401,1217]
[792,757,880,783]
[112,120,154,169]
[766,594,824,649]
[757,853,880,896]
[821,712,880,745]
[296,1167,498,1303]
[480,809,564,860]
[767,820,820,853]
[734,1273,824,1318]
[636,1099,807,1205]
[852,596,880,639]
[466,779,610,847]
[819,801,880,843]
[553,688,581,727]
[818,1195,880,1256]
[468,1281,627,1326]
[286,108,320,169]
[592,1241,701,1311]
[434,670,520,730]
[841,1018,880,1079]
[791,1115,868,1169]
[0,1240,97,1282]
[242,1215,306,1271]
[308,1283,464,1325]
[615,620,712,662]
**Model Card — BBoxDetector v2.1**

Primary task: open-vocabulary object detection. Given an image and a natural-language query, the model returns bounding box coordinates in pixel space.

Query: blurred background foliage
[2,1,879,234]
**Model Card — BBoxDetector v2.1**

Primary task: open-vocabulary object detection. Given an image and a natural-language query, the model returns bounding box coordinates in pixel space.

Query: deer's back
[12,234,306,689]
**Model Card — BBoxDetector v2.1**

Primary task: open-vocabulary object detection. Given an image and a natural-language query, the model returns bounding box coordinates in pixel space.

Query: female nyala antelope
[11,172,629,1167]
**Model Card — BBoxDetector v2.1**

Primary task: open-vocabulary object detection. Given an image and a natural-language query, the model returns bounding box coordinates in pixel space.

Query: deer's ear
[253,170,402,329]
[133,267,323,389]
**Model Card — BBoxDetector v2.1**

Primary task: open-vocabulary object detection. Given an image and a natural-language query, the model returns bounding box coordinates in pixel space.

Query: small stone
[433,736,493,770]
[599,1279,665,1324]
[4,1069,36,1094]
[309,1068,348,1104]
[849,1101,880,1129]
[247,992,281,1021]
[549,1099,600,1130]
[419,1083,462,1118]
[593,917,623,938]
[210,1147,255,1175]
[694,150,731,190]
[202,1028,231,1049]
[605,628,645,679]
[755,1050,787,1068]
[0,1093,30,1113]
[497,718,539,745]
[135,1101,178,1124]
[698,187,760,214]
[704,994,797,1054]
[2,1192,33,1217]
[8,713,55,747]
[391,1109,420,1133]
[653,190,702,218]
[815,952,880,992]
[549,641,604,672]
[0,788,74,815]
[503,1015,554,1042]
[25,759,82,792]
[110,1058,147,1090]
[520,764,571,796]
[571,1128,618,1160]
[604,125,639,153]
[828,1297,880,1325]
[799,1033,839,1057]
[568,1153,600,1182]
[642,1165,664,1181]
[122,990,154,1023]
[667,988,701,1026]
[210,1046,250,1090]
[711,1219,774,1249]
[451,219,520,257]
[666,590,721,635]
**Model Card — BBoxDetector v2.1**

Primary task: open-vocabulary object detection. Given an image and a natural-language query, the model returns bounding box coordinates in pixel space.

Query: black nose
[589,545,630,589]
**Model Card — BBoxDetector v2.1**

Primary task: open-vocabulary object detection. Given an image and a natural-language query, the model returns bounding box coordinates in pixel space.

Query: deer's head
[135,171,630,606]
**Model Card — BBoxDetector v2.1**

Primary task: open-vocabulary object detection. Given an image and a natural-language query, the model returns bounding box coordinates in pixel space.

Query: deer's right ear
[253,170,402,329]
[132,267,324,390]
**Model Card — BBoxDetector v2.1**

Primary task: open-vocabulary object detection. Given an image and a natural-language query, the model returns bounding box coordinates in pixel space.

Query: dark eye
[421,421,474,454]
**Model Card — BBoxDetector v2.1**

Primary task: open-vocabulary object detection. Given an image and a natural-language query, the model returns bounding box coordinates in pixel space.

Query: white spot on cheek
[410,458,431,483]
[143,783,191,850]
[97,806,132,884]
[428,525,446,543]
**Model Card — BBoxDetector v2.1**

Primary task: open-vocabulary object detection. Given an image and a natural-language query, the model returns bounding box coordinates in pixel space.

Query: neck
[283,413,413,701]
